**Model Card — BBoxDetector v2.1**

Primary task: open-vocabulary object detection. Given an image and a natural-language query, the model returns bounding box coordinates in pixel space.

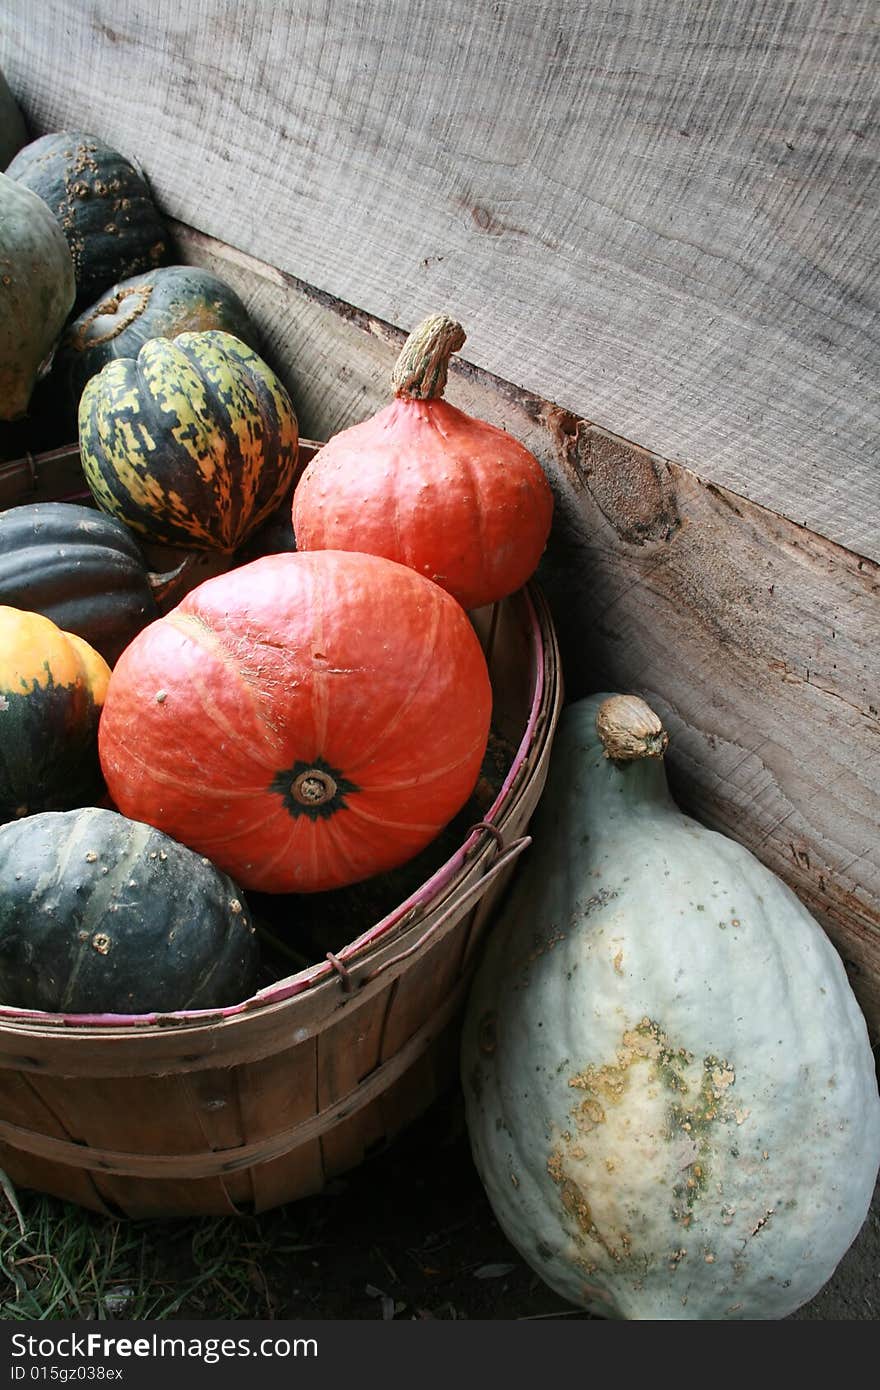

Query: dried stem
[596,694,668,761]
[390,314,466,400]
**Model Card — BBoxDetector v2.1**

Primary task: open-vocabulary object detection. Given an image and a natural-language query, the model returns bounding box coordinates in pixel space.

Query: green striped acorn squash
[0,807,259,1014]
[6,132,169,314]
[0,171,76,420]
[78,330,300,552]
[53,264,263,426]
[0,67,27,170]
[0,605,110,824]
[461,693,880,1320]
[0,502,162,666]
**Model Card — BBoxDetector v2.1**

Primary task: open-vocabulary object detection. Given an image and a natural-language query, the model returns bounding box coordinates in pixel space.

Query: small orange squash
[292,315,554,610]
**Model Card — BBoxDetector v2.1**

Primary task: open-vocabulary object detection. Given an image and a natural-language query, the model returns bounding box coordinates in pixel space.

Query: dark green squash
[0,605,110,823]
[0,502,161,665]
[55,265,263,421]
[79,330,300,552]
[6,132,169,314]
[0,807,259,1014]
[0,171,76,420]
[0,67,27,170]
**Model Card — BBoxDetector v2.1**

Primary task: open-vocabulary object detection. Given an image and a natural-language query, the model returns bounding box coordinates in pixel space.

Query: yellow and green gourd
[78,329,299,552]
[0,606,110,823]
[462,693,880,1320]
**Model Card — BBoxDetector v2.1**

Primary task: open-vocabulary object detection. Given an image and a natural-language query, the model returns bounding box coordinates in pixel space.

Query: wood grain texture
[0,1071,115,1214]
[1,1,878,557]
[173,224,880,1033]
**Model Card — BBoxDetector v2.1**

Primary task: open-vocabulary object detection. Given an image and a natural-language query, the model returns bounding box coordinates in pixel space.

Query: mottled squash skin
[462,694,880,1320]
[6,132,168,313]
[56,265,262,417]
[0,807,259,1014]
[79,330,299,552]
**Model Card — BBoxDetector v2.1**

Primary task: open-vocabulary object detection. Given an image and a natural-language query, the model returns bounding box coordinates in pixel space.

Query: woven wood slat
[239,1035,325,1214]
[0,1072,116,1215]
[316,982,390,1180]
[0,979,469,1181]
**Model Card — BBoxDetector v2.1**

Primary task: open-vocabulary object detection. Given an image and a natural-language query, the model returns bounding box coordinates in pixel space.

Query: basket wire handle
[468,819,505,851]
[325,825,531,993]
[325,950,355,994]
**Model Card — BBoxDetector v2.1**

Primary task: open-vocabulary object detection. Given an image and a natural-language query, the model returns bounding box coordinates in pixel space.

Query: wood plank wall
[2,0,878,558]
[0,4,878,1030]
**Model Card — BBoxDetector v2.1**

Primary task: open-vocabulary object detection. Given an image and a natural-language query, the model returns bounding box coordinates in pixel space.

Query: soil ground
[165,1084,879,1322]
[2,1073,877,1323]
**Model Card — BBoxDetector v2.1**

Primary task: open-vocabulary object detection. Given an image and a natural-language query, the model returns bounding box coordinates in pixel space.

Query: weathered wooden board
[173,224,880,1034]
[2,1,878,559]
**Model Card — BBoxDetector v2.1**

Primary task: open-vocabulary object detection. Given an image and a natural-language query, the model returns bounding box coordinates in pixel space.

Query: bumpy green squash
[462,693,880,1320]
[6,132,169,313]
[0,502,159,665]
[0,171,76,420]
[0,807,259,1014]
[0,605,110,824]
[55,264,262,418]
[0,68,27,170]
[79,330,300,551]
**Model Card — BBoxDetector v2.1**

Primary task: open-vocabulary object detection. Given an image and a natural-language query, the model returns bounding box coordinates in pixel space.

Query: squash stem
[70,285,153,349]
[596,694,668,762]
[391,314,467,400]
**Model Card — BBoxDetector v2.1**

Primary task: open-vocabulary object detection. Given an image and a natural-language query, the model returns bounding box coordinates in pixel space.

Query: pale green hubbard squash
[461,693,880,1320]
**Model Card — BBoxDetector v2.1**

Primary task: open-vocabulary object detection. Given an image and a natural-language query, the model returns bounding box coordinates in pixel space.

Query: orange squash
[98,550,493,893]
[292,315,554,610]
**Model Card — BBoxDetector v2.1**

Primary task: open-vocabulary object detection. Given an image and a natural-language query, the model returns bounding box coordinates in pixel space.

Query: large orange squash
[98,550,493,893]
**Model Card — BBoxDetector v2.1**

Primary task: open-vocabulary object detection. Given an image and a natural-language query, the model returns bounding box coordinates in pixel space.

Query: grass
[0,1091,572,1323]
[0,1176,320,1321]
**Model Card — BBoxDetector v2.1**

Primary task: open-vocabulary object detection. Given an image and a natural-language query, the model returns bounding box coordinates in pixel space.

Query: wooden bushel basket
[0,445,563,1216]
